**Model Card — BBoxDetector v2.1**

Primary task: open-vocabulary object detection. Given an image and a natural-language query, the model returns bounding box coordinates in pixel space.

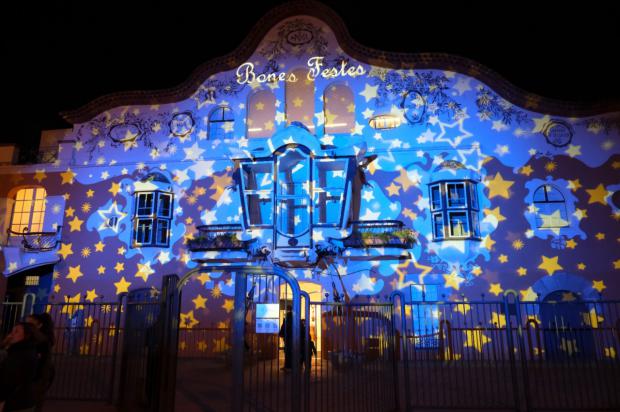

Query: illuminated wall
[0,6,619,341]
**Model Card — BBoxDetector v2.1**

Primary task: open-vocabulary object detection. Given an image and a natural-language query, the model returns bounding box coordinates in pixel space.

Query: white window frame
[240,161,274,228]
[448,210,470,238]
[430,184,442,211]
[313,158,349,227]
[132,190,173,247]
[445,182,468,209]
[135,218,154,245]
[432,212,445,240]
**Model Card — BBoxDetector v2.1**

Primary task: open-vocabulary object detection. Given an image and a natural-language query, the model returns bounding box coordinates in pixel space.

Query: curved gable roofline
[60,0,620,124]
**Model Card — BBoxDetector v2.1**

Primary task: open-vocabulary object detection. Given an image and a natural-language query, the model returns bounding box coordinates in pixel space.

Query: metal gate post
[20,293,36,318]
[503,293,521,412]
[504,291,531,412]
[273,265,302,412]
[109,292,126,403]
[300,291,311,412]
[232,271,248,412]
[157,274,180,412]
[228,265,302,412]
[391,291,410,411]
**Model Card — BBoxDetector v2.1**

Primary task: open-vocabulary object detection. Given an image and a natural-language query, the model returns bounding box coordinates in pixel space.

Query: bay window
[429,180,480,241]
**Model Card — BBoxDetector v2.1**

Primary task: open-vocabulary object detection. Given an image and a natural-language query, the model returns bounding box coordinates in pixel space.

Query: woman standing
[26,313,55,412]
[0,322,40,412]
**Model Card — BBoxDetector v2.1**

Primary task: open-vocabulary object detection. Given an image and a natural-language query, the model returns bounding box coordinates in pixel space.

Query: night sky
[2,1,619,153]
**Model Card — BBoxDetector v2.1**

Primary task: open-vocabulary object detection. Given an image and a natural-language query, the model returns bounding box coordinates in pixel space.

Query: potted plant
[391,229,417,247]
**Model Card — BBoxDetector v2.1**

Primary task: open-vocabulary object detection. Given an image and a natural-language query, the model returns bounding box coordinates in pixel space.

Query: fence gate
[233,270,302,412]
[43,296,124,401]
[232,268,398,412]
[305,301,398,412]
[118,274,180,412]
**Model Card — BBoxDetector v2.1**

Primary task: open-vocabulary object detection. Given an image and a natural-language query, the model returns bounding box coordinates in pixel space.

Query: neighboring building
[1,2,619,348]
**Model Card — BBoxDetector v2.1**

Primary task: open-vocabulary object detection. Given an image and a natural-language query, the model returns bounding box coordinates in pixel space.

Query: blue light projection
[1,11,619,357]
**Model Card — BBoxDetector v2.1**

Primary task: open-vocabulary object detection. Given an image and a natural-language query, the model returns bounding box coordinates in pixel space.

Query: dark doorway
[540,290,595,359]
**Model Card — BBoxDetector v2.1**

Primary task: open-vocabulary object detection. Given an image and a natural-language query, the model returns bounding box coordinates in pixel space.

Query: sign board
[256,303,280,334]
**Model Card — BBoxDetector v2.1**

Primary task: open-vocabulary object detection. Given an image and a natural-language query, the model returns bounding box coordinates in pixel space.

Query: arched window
[533,185,569,228]
[11,187,46,233]
[324,84,354,134]
[247,90,276,138]
[208,106,234,140]
[286,69,315,131]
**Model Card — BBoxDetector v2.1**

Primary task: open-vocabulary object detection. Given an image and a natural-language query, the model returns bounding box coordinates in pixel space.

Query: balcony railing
[187,224,247,251]
[37,146,59,164]
[6,227,62,252]
[341,220,417,249]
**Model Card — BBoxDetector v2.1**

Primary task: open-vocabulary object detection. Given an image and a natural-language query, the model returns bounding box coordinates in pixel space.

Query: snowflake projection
[372,71,464,125]
[461,261,480,285]
[428,254,450,273]
[551,235,568,250]
[76,110,174,160]
[476,86,529,125]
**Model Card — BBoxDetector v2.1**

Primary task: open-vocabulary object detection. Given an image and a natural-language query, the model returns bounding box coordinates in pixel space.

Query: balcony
[6,228,61,251]
[341,220,417,249]
[187,224,261,266]
[2,227,62,275]
[187,225,248,252]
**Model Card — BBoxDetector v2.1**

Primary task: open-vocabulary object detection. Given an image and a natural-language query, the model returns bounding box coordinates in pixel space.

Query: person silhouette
[279,305,293,370]
[300,319,317,369]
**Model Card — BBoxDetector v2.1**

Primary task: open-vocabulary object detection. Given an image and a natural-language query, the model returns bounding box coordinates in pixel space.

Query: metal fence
[2,285,620,412]
[394,293,620,411]
[0,275,181,412]
[518,299,620,411]
[177,327,231,358]
[396,297,519,410]
[0,293,36,336]
[42,300,124,400]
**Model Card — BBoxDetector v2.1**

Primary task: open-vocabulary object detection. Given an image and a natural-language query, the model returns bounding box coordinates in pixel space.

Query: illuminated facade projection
[0,2,619,410]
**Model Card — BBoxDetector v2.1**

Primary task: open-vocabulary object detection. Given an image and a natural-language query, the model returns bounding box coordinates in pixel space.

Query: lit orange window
[11,187,46,233]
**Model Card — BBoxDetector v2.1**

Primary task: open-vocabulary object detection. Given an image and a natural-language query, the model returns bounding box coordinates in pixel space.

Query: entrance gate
[232,267,302,412]
[305,301,398,412]
[231,267,398,412]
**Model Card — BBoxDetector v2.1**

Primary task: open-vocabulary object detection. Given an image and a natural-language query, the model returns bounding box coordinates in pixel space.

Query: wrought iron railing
[5,226,62,252]
[178,327,231,358]
[1,294,619,410]
[187,224,247,251]
[341,220,417,248]
[37,146,59,163]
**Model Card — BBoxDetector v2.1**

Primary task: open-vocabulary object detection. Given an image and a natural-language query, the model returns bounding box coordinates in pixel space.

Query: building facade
[1,2,619,351]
